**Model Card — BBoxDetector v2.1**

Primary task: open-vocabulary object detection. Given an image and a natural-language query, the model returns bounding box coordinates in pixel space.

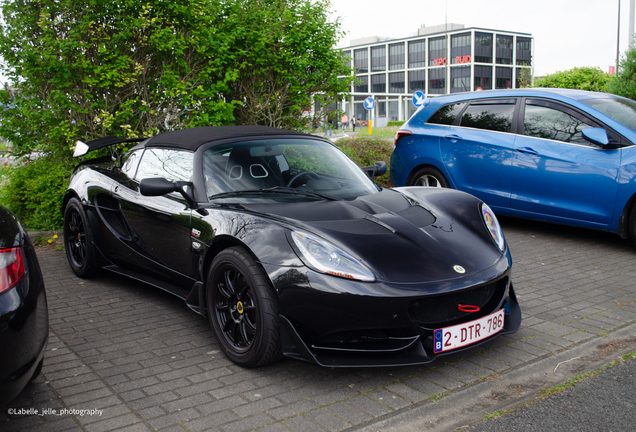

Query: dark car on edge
[63,126,521,367]
[0,205,48,405]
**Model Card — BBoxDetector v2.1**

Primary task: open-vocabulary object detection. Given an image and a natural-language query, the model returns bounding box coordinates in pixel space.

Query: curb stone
[352,323,636,432]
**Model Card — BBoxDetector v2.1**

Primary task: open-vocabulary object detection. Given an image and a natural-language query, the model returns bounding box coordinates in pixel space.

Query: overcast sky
[329,0,631,77]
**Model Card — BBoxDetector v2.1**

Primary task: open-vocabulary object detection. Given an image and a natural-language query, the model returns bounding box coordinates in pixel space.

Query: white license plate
[433,309,505,353]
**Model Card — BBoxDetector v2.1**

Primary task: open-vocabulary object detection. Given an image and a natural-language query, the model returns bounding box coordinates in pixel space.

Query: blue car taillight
[394,130,412,147]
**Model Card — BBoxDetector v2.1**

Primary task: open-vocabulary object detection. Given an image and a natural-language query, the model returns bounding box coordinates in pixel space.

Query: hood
[244,188,507,284]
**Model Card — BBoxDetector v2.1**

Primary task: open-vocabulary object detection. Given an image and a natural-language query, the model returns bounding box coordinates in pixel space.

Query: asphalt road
[466,356,636,432]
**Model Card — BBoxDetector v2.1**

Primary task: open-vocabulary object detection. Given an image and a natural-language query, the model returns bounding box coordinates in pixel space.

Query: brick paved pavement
[2,217,635,432]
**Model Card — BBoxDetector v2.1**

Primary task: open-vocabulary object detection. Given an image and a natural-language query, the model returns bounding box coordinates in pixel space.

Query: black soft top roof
[145,126,312,151]
[82,126,315,154]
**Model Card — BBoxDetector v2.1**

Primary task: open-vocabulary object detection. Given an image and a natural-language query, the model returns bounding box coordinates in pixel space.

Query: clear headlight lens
[482,203,505,251]
[291,231,375,282]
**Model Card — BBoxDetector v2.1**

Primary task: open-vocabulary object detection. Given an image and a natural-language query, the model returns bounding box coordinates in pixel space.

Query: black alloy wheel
[207,247,281,367]
[63,197,97,278]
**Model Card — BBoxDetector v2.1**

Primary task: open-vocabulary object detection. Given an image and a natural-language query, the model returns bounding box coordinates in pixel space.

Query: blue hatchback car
[390,88,636,242]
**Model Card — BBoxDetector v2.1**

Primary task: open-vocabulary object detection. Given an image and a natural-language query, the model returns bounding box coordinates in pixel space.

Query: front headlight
[482,203,505,251]
[290,231,375,282]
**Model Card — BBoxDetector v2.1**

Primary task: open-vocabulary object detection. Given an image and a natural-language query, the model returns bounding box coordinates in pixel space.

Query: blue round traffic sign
[412,91,426,107]
[363,97,376,110]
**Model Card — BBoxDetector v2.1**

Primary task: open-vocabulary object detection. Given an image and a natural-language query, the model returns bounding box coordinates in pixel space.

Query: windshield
[202,139,378,200]
[580,97,636,133]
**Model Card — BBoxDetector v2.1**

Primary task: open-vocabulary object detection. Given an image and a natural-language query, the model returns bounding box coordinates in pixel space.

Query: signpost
[364,97,375,135]
[412,91,426,108]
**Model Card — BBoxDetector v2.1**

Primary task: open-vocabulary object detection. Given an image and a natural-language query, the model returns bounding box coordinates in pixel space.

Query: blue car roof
[425,88,626,104]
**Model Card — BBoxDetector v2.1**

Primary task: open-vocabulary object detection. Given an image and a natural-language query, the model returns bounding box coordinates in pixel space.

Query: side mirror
[362,161,387,179]
[140,178,177,196]
[140,178,200,211]
[582,127,609,146]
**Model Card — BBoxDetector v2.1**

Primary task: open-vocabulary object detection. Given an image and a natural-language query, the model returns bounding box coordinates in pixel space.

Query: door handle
[516,147,538,155]
[444,134,463,141]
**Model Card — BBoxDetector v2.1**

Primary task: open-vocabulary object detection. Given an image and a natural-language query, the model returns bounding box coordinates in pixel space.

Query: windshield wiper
[209,187,342,201]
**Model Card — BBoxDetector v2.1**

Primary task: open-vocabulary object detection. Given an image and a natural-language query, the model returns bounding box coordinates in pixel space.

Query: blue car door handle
[516,147,538,155]
[444,134,463,141]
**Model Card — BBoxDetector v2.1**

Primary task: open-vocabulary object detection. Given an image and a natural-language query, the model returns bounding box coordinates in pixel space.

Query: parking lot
[2,217,636,432]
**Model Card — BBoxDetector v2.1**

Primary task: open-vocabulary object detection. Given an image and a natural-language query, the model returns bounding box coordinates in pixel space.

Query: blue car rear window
[426,102,466,125]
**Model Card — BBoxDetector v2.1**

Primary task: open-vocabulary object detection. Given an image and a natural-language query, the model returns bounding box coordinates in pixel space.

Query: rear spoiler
[73,136,147,157]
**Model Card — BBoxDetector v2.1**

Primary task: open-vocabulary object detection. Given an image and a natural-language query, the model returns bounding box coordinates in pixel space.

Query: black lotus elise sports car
[63,126,521,367]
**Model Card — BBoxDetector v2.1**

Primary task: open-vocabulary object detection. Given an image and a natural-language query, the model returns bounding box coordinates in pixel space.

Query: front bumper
[264,257,521,367]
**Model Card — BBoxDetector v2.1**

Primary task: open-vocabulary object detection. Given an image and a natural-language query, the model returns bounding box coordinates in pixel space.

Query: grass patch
[351,125,400,140]
[430,392,445,401]
[483,409,512,421]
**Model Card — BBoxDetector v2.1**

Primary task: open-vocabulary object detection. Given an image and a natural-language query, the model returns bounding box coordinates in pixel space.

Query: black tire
[29,359,43,382]
[629,202,636,246]
[63,197,98,278]
[206,247,282,367]
[408,166,450,188]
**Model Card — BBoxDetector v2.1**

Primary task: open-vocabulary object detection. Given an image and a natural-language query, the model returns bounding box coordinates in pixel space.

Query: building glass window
[516,68,532,88]
[371,46,386,72]
[354,75,368,93]
[408,69,426,93]
[496,35,513,65]
[354,103,368,121]
[341,50,352,70]
[389,100,400,121]
[377,97,387,117]
[354,48,368,74]
[516,37,532,66]
[429,36,446,66]
[451,66,471,93]
[474,32,493,63]
[451,33,471,64]
[371,74,386,93]
[474,65,492,90]
[495,67,513,89]
[408,39,426,68]
[407,103,417,119]
[389,43,405,70]
[429,68,446,94]
[389,72,405,93]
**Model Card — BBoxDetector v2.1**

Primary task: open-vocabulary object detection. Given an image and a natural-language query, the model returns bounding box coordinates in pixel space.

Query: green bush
[387,121,405,127]
[336,136,394,188]
[0,155,74,230]
[533,67,610,92]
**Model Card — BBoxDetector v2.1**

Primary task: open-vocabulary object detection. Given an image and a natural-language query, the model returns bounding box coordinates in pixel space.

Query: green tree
[220,0,352,129]
[0,0,240,158]
[533,67,610,92]
[608,45,636,99]
[0,0,352,228]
